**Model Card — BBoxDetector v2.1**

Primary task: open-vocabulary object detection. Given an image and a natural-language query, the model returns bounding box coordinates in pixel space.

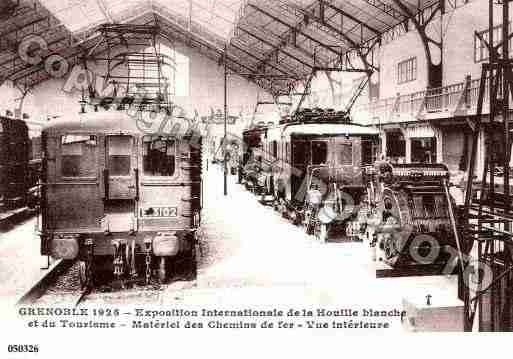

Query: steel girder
[247,2,342,58]
[320,0,381,36]
[360,0,405,22]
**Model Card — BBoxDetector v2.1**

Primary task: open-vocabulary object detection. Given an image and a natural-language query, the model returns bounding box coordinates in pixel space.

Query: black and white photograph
[0,0,510,357]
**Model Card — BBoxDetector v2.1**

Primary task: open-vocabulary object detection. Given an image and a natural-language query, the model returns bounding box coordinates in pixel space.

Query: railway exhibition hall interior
[1,0,513,332]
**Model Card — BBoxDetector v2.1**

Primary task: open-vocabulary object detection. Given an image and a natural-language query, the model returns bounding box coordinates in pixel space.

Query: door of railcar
[45,134,104,232]
[361,136,380,165]
[104,134,138,233]
[138,136,201,233]
[333,137,357,185]
[291,137,309,202]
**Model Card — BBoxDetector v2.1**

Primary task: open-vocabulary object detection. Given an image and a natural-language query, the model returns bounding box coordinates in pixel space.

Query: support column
[434,127,443,164]
[475,127,486,179]
[380,130,387,159]
[403,130,411,163]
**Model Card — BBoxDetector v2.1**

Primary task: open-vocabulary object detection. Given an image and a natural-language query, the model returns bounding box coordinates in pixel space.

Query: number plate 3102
[141,206,178,217]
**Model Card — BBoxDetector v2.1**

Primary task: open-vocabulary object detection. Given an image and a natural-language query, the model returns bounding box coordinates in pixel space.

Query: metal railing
[352,75,500,124]
[425,82,465,112]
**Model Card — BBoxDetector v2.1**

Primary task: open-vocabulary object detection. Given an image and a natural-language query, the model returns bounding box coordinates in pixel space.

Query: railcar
[0,116,40,216]
[40,111,202,286]
[240,123,268,193]
[242,108,380,242]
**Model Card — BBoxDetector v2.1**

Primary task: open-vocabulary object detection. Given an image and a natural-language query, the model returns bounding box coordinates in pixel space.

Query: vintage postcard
[0,0,510,357]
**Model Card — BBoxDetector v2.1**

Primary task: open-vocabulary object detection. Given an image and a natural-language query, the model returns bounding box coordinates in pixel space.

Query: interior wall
[0,39,272,134]
[442,0,506,86]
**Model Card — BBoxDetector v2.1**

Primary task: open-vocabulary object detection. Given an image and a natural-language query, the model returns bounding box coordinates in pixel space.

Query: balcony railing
[425,82,465,112]
[352,75,500,125]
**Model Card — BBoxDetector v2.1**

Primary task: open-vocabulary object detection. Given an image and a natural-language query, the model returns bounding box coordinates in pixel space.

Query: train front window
[61,135,97,178]
[361,139,374,165]
[337,143,353,165]
[311,141,327,165]
[107,136,131,176]
[292,141,307,166]
[143,136,176,176]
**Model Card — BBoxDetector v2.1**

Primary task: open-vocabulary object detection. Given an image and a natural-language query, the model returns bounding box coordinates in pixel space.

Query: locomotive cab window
[311,141,328,165]
[292,141,308,166]
[107,135,131,176]
[361,139,375,165]
[272,141,278,159]
[60,135,98,178]
[143,136,176,176]
[337,143,353,165]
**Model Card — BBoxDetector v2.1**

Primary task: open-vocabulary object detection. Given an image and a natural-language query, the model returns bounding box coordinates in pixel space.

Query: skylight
[39,0,244,40]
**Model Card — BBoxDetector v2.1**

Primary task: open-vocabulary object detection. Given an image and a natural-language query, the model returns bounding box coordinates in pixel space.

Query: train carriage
[0,117,29,213]
[40,111,202,286]
[242,109,380,242]
[0,116,40,217]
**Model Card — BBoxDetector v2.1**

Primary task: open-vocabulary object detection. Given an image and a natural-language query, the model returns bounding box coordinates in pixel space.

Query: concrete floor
[156,166,461,330]
[0,216,57,307]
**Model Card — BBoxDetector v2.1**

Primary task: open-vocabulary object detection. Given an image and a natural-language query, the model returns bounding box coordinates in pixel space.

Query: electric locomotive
[242,108,380,242]
[40,110,202,286]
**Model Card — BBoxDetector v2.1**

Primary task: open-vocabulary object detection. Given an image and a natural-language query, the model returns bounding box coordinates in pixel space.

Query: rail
[17,259,90,307]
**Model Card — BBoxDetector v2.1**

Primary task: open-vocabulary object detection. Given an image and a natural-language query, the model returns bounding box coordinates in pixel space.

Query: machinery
[362,162,466,268]
[241,108,380,242]
[240,123,268,195]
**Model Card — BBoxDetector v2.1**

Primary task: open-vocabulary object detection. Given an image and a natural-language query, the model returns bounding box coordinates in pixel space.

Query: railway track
[16,259,190,306]
[17,260,90,307]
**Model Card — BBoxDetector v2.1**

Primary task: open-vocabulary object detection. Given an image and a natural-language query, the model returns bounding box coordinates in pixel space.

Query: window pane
[411,137,436,163]
[361,140,374,165]
[337,143,353,165]
[108,136,131,176]
[311,141,328,165]
[61,135,97,177]
[292,141,307,166]
[143,136,176,176]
